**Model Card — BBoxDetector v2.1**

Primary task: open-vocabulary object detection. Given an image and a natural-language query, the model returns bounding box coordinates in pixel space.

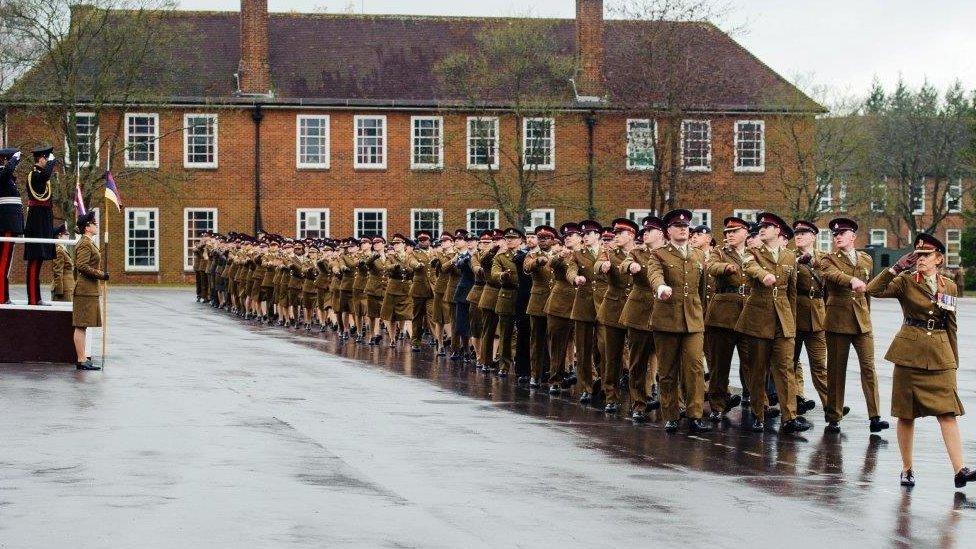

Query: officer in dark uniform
[23,145,58,305]
[0,147,23,304]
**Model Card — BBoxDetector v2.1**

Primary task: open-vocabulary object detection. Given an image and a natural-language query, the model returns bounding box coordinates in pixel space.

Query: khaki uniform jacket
[596,248,632,329]
[288,258,305,290]
[819,250,873,334]
[646,243,707,333]
[568,247,599,323]
[467,250,486,305]
[543,252,576,319]
[704,245,752,330]
[192,245,203,271]
[365,254,389,297]
[384,252,413,296]
[795,249,827,332]
[734,245,798,339]
[407,249,434,298]
[353,252,369,293]
[314,259,331,290]
[867,269,958,370]
[300,259,317,294]
[442,251,461,305]
[490,250,519,315]
[339,253,357,291]
[523,250,554,317]
[433,250,453,294]
[329,258,343,294]
[73,235,104,297]
[619,247,657,331]
[52,244,75,297]
[477,248,500,310]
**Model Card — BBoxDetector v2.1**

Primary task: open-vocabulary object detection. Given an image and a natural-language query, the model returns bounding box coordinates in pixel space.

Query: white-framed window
[125,207,159,272]
[467,209,498,234]
[626,119,656,171]
[947,179,962,213]
[734,120,764,172]
[354,115,386,169]
[733,209,760,223]
[838,182,848,212]
[817,229,832,252]
[184,114,218,168]
[946,229,962,268]
[691,209,711,228]
[467,117,499,170]
[681,119,711,172]
[296,208,330,239]
[529,208,555,230]
[183,208,217,271]
[911,180,925,215]
[354,208,386,239]
[869,229,887,247]
[817,177,832,212]
[124,113,158,168]
[411,208,443,238]
[411,116,443,169]
[626,209,654,224]
[871,180,887,213]
[296,115,330,169]
[68,112,99,167]
[523,117,555,170]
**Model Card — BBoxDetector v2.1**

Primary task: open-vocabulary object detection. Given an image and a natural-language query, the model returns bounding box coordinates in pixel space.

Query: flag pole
[101,143,111,367]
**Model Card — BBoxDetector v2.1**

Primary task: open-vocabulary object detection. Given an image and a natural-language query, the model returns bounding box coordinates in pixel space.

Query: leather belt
[715,285,750,296]
[904,318,947,331]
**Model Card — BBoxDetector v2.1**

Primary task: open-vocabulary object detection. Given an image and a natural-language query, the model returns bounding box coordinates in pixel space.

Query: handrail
[0,236,82,245]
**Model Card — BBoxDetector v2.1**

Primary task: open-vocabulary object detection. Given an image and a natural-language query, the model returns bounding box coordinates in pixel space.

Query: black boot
[870,416,890,433]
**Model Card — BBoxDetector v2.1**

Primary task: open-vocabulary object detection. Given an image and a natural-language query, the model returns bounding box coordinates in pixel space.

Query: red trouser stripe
[26,258,42,305]
[0,231,12,303]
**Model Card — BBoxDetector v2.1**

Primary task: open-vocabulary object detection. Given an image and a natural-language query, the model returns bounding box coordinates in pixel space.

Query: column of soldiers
[196,209,901,436]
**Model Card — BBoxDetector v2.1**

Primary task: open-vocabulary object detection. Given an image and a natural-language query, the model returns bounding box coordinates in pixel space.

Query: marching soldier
[792,220,829,413]
[545,223,580,394]
[490,228,522,377]
[0,147,23,304]
[407,231,435,352]
[365,236,388,345]
[452,230,477,361]
[568,219,603,404]
[819,217,888,434]
[735,212,810,433]
[646,209,710,433]
[866,233,976,488]
[381,234,413,346]
[352,238,371,342]
[51,224,75,302]
[431,233,455,355]
[477,229,503,370]
[523,225,557,387]
[23,145,58,305]
[595,218,638,414]
[466,232,491,365]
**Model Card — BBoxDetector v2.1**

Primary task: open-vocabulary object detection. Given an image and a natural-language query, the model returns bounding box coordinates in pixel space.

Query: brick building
[0,0,837,284]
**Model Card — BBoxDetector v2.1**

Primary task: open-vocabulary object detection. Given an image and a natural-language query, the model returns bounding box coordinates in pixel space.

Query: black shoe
[768,394,779,407]
[751,419,765,432]
[726,394,742,410]
[605,402,620,414]
[618,371,629,388]
[411,345,421,352]
[689,418,712,433]
[436,348,446,357]
[796,396,816,415]
[843,406,851,416]
[564,373,578,387]
[869,416,890,433]
[782,418,811,433]
[954,467,976,488]
[741,395,751,408]
[765,406,780,419]
[517,376,529,385]
[646,398,661,411]
[579,392,592,404]
[529,378,541,388]
[900,469,916,487]
[497,370,508,378]
[549,384,561,395]
[825,421,841,434]
[76,360,101,371]
[708,411,722,422]
[632,410,648,423]
[664,420,678,432]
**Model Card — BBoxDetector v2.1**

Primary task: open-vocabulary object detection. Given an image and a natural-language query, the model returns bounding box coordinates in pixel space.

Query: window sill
[683,167,712,173]
[297,165,331,170]
[467,165,499,171]
[734,167,765,174]
[411,166,444,172]
[124,269,160,274]
[184,164,218,170]
[124,163,160,170]
[354,167,387,172]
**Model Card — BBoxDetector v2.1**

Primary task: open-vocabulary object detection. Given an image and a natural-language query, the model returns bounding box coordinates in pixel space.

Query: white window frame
[183,113,218,168]
[681,119,712,172]
[947,179,962,213]
[871,180,887,213]
[354,208,387,239]
[124,207,160,272]
[528,208,555,230]
[410,116,444,170]
[466,208,499,234]
[626,209,654,224]
[817,178,833,213]
[295,208,331,239]
[946,229,962,268]
[838,182,848,212]
[626,119,656,171]
[183,208,218,271]
[124,112,159,168]
[691,209,712,228]
[733,120,765,173]
[296,115,331,169]
[869,229,887,247]
[67,112,99,168]
[410,208,443,238]
[733,209,760,223]
[467,116,500,170]
[816,229,832,253]
[353,115,387,170]
[911,180,925,215]
[522,117,555,171]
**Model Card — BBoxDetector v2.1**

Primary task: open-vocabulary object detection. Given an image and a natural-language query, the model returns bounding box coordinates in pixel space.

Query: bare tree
[0,0,185,227]
[434,18,577,228]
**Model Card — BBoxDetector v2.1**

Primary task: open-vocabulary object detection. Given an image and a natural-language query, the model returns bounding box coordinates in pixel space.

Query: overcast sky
[178,0,975,98]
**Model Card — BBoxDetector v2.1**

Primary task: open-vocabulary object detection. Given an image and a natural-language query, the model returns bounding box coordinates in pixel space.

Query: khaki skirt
[891,365,965,419]
[381,293,411,321]
[366,294,383,317]
[431,291,446,323]
[72,295,102,328]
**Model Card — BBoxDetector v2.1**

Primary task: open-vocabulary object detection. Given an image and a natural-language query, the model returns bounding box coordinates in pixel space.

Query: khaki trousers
[479,308,498,367]
[653,331,705,421]
[749,334,798,422]
[529,315,549,379]
[826,331,879,422]
[600,324,627,404]
[706,326,749,413]
[574,320,598,392]
[411,297,429,346]
[547,315,574,383]
[627,328,656,412]
[496,313,515,374]
[794,329,829,408]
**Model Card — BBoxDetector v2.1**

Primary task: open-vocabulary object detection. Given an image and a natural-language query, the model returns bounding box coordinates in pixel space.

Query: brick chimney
[576,0,605,97]
[238,0,272,95]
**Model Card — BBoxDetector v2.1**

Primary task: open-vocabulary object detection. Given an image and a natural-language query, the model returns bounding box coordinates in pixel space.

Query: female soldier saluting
[866,233,975,488]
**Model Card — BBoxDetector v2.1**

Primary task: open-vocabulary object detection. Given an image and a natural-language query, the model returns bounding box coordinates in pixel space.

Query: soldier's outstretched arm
[646,250,666,290]
[865,268,903,298]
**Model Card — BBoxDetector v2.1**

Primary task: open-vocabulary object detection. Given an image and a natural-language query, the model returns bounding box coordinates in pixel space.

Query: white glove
[47,153,55,162]
[12,151,21,161]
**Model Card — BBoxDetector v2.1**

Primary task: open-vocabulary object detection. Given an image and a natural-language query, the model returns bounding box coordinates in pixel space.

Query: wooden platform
[0,302,76,363]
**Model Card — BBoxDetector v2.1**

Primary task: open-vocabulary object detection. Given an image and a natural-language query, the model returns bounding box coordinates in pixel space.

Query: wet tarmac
[1,287,975,548]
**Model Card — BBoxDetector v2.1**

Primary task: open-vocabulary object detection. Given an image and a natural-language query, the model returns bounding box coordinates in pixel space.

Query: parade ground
[1,287,974,548]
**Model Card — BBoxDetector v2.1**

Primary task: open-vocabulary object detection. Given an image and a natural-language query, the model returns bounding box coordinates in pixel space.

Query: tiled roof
[3,11,823,113]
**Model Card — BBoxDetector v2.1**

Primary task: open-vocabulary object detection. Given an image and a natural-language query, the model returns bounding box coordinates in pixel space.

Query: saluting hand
[891,251,918,274]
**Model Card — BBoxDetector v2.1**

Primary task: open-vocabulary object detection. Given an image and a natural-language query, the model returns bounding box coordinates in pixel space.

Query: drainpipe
[252,104,264,233]
[585,112,597,219]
